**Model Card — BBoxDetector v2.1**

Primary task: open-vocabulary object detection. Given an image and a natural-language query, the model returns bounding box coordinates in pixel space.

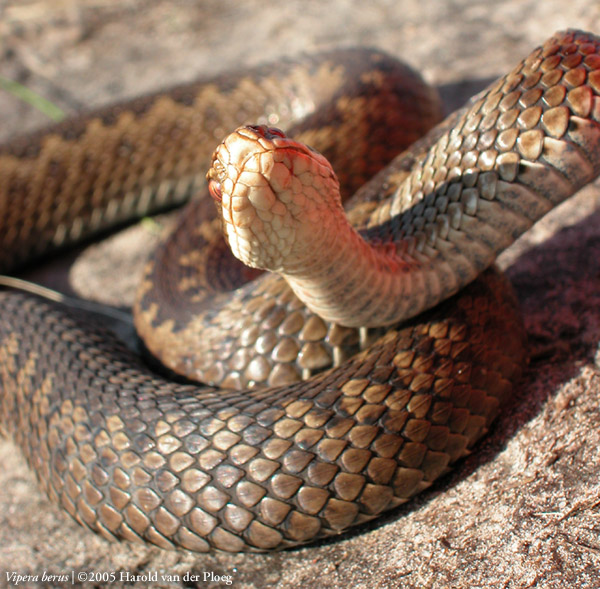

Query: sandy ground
[1,1,600,588]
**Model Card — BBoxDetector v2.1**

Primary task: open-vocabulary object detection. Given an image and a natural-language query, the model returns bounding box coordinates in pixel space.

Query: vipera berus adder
[0,30,598,552]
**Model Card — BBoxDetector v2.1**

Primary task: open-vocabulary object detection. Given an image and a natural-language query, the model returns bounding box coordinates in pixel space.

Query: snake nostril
[208,179,223,202]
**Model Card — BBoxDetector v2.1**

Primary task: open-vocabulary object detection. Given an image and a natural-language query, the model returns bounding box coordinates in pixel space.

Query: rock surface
[1,1,600,588]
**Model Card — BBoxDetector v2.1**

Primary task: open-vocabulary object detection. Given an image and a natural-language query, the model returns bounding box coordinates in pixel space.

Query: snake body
[0,31,599,552]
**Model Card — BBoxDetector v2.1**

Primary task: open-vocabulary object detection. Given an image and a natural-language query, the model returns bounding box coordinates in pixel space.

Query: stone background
[0,1,600,588]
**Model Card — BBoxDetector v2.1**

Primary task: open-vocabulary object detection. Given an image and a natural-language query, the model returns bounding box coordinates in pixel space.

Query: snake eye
[248,125,286,140]
[266,126,285,138]
[208,179,222,202]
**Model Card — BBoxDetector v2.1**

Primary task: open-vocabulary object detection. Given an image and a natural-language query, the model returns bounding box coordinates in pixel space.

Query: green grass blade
[0,75,66,122]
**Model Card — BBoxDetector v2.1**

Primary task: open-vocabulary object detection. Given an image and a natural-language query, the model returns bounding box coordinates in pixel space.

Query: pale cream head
[207,125,343,273]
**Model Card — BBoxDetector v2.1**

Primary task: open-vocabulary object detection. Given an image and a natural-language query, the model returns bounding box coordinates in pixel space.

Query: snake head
[207,125,342,273]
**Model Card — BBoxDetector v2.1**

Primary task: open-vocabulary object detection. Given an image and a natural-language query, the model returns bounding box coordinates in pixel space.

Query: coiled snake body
[0,31,599,552]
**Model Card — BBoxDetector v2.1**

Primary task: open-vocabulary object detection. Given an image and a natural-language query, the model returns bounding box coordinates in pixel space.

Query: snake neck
[282,213,421,327]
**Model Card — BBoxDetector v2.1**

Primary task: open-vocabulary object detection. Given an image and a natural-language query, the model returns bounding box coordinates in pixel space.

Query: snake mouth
[207,156,227,203]
[208,178,222,202]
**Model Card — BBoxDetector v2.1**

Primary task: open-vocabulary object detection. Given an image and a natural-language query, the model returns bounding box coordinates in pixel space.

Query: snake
[0,30,598,553]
